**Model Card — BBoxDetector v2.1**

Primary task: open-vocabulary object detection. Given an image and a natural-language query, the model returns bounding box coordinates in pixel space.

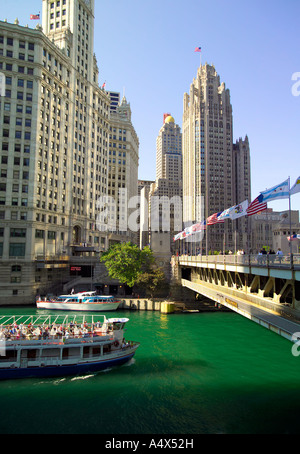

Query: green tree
[136,266,168,298]
[100,242,154,288]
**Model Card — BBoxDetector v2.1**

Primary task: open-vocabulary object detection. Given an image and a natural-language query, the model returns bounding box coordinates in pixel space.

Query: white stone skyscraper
[0,0,139,303]
[149,114,183,255]
[107,95,139,246]
[156,114,182,182]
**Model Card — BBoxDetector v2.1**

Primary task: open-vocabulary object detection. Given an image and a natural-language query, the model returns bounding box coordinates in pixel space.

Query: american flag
[195,47,202,52]
[206,212,224,225]
[30,14,40,20]
[246,195,267,216]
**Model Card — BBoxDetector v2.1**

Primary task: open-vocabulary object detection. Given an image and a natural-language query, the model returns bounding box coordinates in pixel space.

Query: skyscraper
[182,63,250,253]
[149,114,183,253]
[0,0,138,303]
[156,114,182,181]
[107,95,139,246]
[232,136,251,251]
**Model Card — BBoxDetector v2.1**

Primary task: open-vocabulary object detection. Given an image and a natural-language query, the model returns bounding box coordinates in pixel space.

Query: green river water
[0,306,300,435]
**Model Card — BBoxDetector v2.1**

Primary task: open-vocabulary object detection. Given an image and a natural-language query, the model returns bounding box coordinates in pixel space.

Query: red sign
[71,266,81,272]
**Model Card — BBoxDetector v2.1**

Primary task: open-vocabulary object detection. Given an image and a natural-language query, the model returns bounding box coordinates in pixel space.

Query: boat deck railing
[1,332,115,348]
[0,314,116,346]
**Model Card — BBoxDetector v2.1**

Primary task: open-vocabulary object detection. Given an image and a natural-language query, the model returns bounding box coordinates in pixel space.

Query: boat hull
[36,301,120,311]
[0,349,137,380]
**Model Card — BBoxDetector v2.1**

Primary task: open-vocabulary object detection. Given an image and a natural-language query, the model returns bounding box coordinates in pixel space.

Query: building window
[9,243,26,257]
[10,229,26,238]
[11,277,21,283]
[35,229,44,239]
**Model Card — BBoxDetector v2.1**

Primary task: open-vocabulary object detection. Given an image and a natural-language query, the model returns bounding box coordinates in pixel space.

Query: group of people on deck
[0,320,114,341]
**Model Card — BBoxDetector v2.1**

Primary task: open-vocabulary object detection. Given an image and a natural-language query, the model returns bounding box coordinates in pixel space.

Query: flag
[230,200,249,220]
[183,226,194,238]
[287,234,300,241]
[246,194,267,216]
[173,232,182,241]
[192,220,206,231]
[30,14,40,20]
[260,178,290,202]
[207,212,225,225]
[195,47,201,52]
[217,207,233,221]
[290,176,300,195]
[102,82,106,89]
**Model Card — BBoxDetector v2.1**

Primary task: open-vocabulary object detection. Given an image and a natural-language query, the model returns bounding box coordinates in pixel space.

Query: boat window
[83,346,90,358]
[41,348,60,358]
[62,347,80,359]
[28,349,37,360]
[92,347,100,356]
[0,350,17,362]
[113,323,123,330]
[103,344,111,353]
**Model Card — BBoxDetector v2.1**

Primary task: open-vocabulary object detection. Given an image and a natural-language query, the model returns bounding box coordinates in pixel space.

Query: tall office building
[156,114,182,181]
[149,114,183,253]
[182,63,250,252]
[107,95,139,246]
[0,0,138,304]
[232,136,251,251]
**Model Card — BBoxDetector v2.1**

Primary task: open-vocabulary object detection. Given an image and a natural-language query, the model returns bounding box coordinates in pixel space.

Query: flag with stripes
[287,234,300,241]
[192,220,206,231]
[207,212,225,225]
[246,195,267,216]
[30,14,40,20]
[195,47,202,52]
[290,176,300,195]
[260,178,290,202]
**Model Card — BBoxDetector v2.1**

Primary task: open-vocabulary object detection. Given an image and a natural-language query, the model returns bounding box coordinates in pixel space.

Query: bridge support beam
[181,278,300,343]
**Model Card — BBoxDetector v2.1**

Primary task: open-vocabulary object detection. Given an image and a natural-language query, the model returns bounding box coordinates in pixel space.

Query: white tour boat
[36,291,120,312]
[0,314,139,380]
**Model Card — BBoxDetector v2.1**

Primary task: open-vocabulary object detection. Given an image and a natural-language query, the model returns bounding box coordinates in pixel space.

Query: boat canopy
[0,314,109,327]
[107,318,129,324]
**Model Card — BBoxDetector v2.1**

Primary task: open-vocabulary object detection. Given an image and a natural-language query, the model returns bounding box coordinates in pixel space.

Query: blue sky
[1,0,300,213]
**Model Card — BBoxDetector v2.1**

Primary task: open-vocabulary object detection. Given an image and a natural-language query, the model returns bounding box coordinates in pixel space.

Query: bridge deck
[175,254,300,343]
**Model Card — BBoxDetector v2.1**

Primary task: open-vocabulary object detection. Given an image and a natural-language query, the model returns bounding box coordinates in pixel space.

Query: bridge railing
[178,254,300,269]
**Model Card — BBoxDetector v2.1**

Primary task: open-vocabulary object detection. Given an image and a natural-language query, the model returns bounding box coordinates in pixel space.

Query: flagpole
[288,176,293,268]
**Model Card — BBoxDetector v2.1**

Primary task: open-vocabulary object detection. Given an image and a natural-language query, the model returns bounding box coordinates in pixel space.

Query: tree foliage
[136,266,168,298]
[100,242,154,288]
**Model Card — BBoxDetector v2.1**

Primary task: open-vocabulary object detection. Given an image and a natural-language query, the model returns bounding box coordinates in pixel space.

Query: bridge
[172,254,300,343]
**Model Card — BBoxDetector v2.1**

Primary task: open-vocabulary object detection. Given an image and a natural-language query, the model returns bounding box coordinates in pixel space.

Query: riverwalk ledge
[118,298,174,313]
[118,297,227,313]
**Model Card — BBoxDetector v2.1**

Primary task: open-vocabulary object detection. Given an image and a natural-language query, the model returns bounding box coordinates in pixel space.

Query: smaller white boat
[36,292,120,312]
